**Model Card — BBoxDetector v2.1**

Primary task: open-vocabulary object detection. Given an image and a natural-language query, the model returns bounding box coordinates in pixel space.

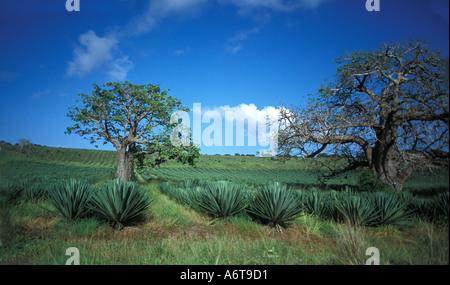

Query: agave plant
[401,192,434,221]
[24,183,49,201]
[372,192,412,227]
[333,191,378,227]
[247,182,302,228]
[196,181,248,219]
[159,181,201,206]
[90,179,152,229]
[298,189,332,218]
[432,192,449,221]
[46,179,94,221]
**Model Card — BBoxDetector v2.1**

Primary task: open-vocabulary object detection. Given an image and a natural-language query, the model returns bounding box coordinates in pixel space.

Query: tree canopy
[66,81,200,181]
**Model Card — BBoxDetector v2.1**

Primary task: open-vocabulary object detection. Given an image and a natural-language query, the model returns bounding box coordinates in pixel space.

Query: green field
[0,142,448,265]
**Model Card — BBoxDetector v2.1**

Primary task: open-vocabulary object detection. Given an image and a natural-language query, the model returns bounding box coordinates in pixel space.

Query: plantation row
[1,175,448,234]
[137,167,355,188]
[0,142,117,169]
[137,166,449,195]
[0,178,151,230]
[0,160,114,184]
[159,180,450,228]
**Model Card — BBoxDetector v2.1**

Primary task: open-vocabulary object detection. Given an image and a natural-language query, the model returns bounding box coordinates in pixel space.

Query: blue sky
[0,0,448,155]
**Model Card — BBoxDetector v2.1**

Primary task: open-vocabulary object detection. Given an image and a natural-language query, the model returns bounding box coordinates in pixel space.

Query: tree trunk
[115,146,134,182]
[370,148,415,193]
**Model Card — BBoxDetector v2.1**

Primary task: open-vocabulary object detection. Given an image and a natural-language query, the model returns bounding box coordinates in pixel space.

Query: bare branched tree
[18,138,32,154]
[278,40,449,192]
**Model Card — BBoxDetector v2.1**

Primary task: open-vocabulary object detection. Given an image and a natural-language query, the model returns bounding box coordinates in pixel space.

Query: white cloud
[126,0,208,36]
[226,27,260,54]
[66,0,330,80]
[205,103,280,123]
[203,103,280,140]
[32,89,50,99]
[67,30,132,80]
[226,44,243,54]
[175,49,185,55]
[207,103,280,154]
[106,56,134,81]
[229,27,260,42]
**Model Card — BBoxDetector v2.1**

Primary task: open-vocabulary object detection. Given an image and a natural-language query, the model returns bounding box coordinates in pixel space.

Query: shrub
[46,179,94,221]
[247,182,302,228]
[90,179,152,229]
[356,169,390,193]
[196,181,248,219]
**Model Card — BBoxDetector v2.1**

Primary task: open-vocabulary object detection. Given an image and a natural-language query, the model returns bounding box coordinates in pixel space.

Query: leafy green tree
[278,40,449,192]
[66,81,200,181]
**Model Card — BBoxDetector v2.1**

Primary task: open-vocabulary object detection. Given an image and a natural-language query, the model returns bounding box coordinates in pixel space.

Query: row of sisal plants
[159,180,449,228]
[1,177,447,230]
[0,178,152,231]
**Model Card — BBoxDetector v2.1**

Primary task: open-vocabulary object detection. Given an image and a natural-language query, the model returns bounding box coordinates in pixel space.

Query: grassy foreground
[0,142,448,265]
[1,180,448,265]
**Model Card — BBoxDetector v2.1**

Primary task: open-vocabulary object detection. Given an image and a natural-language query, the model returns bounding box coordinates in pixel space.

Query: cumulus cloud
[67,30,132,81]
[106,56,134,81]
[67,0,330,80]
[202,103,280,148]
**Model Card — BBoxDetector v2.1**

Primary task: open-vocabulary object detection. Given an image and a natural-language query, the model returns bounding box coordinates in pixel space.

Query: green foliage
[196,181,248,219]
[372,192,412,226]
[247,182,303,227]
[159,181,201,206]
[356,169,390,193]
[401,192,435,221]
[432,192,449,221]
[24,183,48,201]
[333,191,378,227]
[46,179,94,221]
[1,179,29,205]
[297,189,332,218]
[90,179,152,229]
[65,81,201,181]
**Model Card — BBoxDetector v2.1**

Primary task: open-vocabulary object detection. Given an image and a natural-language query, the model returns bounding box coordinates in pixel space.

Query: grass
[0,142,448,265]
[1,185,448,265]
